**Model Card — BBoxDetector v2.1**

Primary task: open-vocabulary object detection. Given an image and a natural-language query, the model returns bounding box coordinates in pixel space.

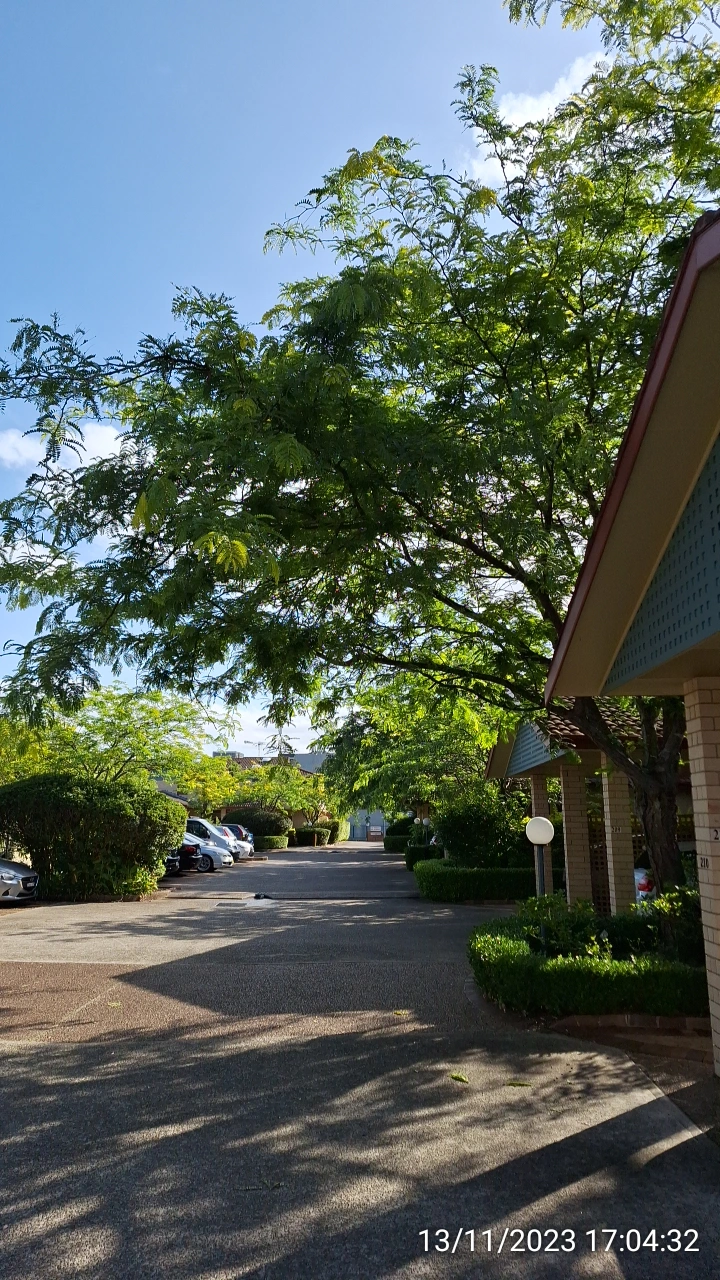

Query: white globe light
[525,816,555,845]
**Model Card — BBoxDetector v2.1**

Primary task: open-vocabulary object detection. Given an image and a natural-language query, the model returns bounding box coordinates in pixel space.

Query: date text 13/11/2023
[419,1228,700,1255]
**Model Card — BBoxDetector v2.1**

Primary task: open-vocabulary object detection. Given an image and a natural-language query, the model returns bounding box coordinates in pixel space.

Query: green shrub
[384,833,410,852]
[405,844,436,870]
[513,890,703,964]
[414,859,535,902]
[408,821,434,847]
[385,815,415,837]
[295,825,331,846]
[287,827,297,846]
[648,887,705,966]
[326,818,350,843]
[467,925,709,1017]
[0,773,187,901]
[434,783,529,868]
[516,894,606,957]
[254,834,289,851]
[224,806,292,836]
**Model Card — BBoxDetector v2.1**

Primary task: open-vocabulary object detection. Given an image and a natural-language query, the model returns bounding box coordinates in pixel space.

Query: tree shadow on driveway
[2,930,720,1279]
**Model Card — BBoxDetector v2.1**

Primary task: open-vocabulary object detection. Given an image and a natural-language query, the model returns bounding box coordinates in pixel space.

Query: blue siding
[507,723,558,775]
[606,434,720,690]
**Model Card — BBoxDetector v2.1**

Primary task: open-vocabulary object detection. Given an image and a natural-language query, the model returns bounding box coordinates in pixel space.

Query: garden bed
[467,921,709,1018]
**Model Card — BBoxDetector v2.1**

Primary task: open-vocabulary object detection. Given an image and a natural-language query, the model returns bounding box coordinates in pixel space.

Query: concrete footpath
[1,844,719,1279]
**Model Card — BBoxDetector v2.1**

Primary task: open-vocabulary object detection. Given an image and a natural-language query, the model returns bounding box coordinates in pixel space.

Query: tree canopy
[0,0,718,881]
[0,685,240,815]
[317,676,497,816]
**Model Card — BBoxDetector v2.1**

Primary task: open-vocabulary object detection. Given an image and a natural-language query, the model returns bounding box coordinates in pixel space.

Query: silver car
[182,832,233,872]
[185,817,251,859]
[0,858,39,903]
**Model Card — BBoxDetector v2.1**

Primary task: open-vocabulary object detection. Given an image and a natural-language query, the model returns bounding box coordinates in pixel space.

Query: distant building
[348,809,387,841]
[213,750,328,775]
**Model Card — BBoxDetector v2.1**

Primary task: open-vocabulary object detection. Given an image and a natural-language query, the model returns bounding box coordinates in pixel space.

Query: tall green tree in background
[0,0,718,883]
[0,686,239,815]
[317,676,497,816]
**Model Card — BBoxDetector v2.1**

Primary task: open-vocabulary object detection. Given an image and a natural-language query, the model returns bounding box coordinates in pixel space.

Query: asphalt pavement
[1,842,719,1279]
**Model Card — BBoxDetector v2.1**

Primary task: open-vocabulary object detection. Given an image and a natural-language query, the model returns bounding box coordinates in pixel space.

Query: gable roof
[546,211,720,699]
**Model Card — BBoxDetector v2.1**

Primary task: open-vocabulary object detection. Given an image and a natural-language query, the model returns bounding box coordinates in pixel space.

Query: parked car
[222,823,255,854]
[177,839,205,873]
[0,857,39,903]
[185,817,252,860]
[181,831,233,872]
[163,852,181,877]
[224,822,253,844]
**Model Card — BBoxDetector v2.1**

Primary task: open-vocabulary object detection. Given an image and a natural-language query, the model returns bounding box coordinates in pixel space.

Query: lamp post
[525,816,555,898]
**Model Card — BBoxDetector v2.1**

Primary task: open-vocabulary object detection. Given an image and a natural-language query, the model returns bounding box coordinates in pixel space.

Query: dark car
[224,823,254,846]
[177,839,204,872]
[163,852,181,877]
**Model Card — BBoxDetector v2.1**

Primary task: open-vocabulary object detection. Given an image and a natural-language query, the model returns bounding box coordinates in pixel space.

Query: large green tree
[0,0,718,884]
[317,676,498,816]
[0,685,239,813]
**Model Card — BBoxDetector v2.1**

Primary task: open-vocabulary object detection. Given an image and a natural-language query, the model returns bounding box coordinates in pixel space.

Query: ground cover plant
[0,773,187,899]
[467,891,708,1016]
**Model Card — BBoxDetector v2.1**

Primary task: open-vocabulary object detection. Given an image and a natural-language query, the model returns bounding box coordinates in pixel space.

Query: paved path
[1,844,719,1279]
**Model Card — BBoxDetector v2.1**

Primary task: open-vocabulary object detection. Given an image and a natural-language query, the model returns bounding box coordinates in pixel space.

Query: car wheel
[197,854,215,872]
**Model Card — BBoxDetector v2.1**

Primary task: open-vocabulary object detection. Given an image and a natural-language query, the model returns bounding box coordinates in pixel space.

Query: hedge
[0,773,187,900]
[385,815,416,837]
[384,833,410,853]
[253,834,289,851]
[326,818,350,843]
[414,859,536,901]
[295,825,331,846]
[223,806,292,836]
[467,926,709,1017]
[405,844,437,871]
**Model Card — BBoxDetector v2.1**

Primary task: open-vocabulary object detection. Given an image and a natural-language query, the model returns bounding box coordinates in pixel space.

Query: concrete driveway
[1,843,719,1279]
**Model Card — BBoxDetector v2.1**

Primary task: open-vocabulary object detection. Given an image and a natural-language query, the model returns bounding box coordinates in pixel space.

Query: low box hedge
[405,845,437,871]
[467,924,709,1017]
[253,835,289,851]
[384,833,410,853]
[414,859,536,901]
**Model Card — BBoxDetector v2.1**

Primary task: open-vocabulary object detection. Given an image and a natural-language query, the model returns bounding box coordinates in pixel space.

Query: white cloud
[0,421,123,470]
[498,51,604,126]
[466,51,605,183]
[0,428,43,468]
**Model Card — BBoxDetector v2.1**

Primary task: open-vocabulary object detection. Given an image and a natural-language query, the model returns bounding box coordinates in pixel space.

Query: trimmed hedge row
[295,825,331,846]
[405,845,437,871]
[414,859,536,901]
[253,835,289,851]
[467,925,709,1017]
[384,833,410,853]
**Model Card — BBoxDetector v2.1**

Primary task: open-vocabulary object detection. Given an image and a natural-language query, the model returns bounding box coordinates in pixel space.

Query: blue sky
[0,0,600,748]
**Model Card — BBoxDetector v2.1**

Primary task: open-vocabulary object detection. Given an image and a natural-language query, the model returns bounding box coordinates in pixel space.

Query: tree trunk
[631,777,684,889]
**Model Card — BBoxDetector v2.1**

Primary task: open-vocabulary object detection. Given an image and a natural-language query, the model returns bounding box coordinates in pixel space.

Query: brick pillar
[530,774,554,895]
[683,678,720,1077]
[601,756,637,915]
[559,763,593,902]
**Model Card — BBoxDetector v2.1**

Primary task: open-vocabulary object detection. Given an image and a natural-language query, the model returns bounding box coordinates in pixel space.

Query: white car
[182,832,233,872]
[186,817,253,860]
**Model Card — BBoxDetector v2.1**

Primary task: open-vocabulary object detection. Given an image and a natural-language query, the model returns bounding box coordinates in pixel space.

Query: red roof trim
[545,212,720,703]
